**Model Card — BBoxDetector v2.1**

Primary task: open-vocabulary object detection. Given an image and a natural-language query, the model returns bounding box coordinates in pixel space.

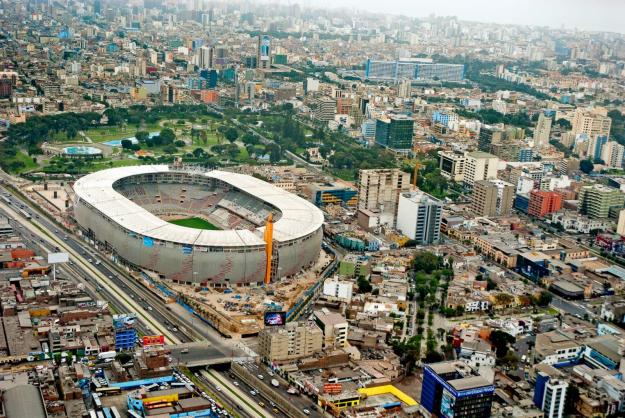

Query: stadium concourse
[72,165,324,286]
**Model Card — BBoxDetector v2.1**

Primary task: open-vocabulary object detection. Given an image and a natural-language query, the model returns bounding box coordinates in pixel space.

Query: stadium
[72,164,324,286]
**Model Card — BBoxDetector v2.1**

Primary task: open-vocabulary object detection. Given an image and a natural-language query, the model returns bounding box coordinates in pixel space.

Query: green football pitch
[168,217,221,230]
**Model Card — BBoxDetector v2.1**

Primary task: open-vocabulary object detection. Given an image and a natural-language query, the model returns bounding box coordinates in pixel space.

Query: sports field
[168,217,221,230]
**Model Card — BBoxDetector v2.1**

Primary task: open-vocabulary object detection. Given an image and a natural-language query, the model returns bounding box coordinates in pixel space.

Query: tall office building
[160,84,178,104]
[533,373,568,418]
[471,179,515,217]
[463,151,499,188]
[257,34,271,69]
[365,59,465,82]
[258,321,323,362]
[357,169,411,227]
[198,45,214,69]
[438,151,466,182]
[601,141,625,168]
[588,134,608,161]
[421,361,494,418]
[572,108,612,139]
[528,190,563,218]
[374,115,414,150]
[578,184,625,219]
[396,191,443,244]
[534,113,552,148]
[398,79,411,98]
[478,125,505,153]
[313,96,336,122]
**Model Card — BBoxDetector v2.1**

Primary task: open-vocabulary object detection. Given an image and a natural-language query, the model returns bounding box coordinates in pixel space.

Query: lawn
[4,151,39,173]
[168,217,221,230]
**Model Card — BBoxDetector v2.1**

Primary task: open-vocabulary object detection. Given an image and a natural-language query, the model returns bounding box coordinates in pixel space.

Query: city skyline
[281,0,625,34]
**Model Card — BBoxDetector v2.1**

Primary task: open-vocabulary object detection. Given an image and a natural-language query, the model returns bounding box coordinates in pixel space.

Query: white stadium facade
[72,165,324,286]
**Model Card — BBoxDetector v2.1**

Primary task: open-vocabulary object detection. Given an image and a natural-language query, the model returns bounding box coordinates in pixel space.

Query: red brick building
[528,190,562,218]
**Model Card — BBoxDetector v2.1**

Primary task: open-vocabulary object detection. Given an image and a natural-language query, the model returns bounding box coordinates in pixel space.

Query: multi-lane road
[0,179,341,418]
[0,184,270,418]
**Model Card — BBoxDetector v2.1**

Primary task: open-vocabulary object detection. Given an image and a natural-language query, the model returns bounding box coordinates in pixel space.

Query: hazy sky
[291,0,625,34]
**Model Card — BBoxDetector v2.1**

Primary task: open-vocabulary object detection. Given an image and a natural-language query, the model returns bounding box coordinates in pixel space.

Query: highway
[233,361,321,417]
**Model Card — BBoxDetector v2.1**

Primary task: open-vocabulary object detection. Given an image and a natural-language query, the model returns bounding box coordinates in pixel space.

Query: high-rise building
[398,79,411,98]
[258,321,323,362]
[589,135,609,161]
[534,113,552,148]
[438,151,466,182]
[478,125,505,153]
[365,59,464,82]
[0,79,11,99]
[572,108,612,139]
[396,191,443,243]
[463,151,499,188]
[198,45,214,69]
[528,190,563,218]
[357,169,411,227]
[313,96,336,122]
[471,179,515,217]
[313,310,349,349]
[421,361,494,418]
[374,115,414,150]
[533,373,568,418]
[601,141,625,168]
[257,35,271,69]
[578,184,625,219]
[160,84,178,103]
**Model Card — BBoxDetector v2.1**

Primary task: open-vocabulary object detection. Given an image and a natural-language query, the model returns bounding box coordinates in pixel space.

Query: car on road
[257,374,264,380]
[232,381,239,386]
[303,408,310,415]
[250,390,257,396]
[216,386,221,391]
[273,408,279,414]
[258,402,265,407]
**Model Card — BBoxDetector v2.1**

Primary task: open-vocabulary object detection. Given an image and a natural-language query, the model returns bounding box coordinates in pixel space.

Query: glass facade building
[365,59,465,82]
[421,362,494,418]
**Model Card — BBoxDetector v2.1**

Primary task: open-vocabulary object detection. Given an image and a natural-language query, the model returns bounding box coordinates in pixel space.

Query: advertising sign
[441,389,455,418]
[323,383,342,394]
[142,335,165,346]
[48,252,69,263]
[264,311,286,327]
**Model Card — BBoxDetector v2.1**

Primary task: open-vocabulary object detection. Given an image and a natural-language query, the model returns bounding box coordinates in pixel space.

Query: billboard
[441,389,455,418]
[264,311,286,327]
[323,383,342,394]
[143,335,165,346]
[48,252,69,264]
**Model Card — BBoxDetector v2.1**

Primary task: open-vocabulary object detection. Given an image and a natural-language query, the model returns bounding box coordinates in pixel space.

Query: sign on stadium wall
[143,335,165,346]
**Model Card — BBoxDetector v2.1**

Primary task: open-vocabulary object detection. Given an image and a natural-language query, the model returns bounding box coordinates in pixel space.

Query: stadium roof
[73,165,324,247]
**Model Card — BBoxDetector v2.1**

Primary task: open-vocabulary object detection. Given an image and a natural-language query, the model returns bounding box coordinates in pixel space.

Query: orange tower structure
[264,214,274,285]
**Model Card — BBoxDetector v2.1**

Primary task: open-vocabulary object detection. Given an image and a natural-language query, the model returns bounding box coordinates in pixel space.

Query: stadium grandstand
[72,165,324,286]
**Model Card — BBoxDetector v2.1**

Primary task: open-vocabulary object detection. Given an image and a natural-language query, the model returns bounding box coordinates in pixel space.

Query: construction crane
[412,161,423,188]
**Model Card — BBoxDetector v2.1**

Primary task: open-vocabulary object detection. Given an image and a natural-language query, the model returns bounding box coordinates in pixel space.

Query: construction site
[168,248,332,338]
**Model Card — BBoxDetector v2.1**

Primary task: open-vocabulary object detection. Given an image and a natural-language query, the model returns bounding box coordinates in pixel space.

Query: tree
[174,140,185,147]
[159,128,176,145]
[192,147,205,158]
[225,127,239,143]
[489,330,515,358]
[555,118,571,129]
[580,159,594,174]
[357,277,372,293]
[121,139,132,149]
[135,131,150,142]
[412,251,443,274]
